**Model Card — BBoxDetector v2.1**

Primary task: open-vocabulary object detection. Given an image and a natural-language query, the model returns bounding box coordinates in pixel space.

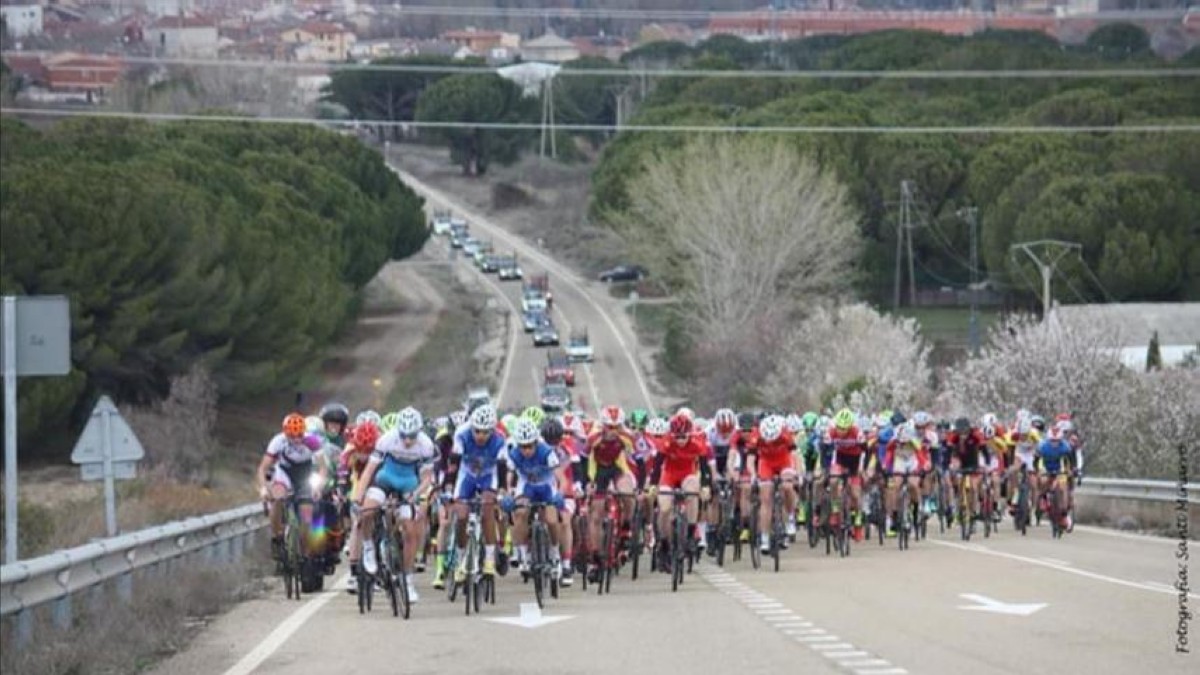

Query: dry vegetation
[0,541,271,675]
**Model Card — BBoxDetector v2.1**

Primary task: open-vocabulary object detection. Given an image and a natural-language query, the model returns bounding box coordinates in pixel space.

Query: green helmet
[833,408,856,430]
[380,412,400,433]
[501,414,519,433]
[801,411,819,431]
[630,408,650,430]
[521,406,546,428]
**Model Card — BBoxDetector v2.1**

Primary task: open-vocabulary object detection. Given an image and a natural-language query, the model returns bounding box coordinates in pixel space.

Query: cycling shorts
[830,454,862,477]
[593,464,628,495]
[659,467,696,490]
[366,461,420,503]
[887,454,921,476]
[454,469,497,500]
[519,482,557,504]
[756,452,795,481]
[272,461,314,499]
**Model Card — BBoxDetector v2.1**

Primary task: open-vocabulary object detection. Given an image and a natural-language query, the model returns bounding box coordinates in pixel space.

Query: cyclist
[354,407,434,604]
[503,418,565,580]
[650,413,711,572]
[257,413,326,564]
[704,408,740,551]
[338,420,380,594]
[733,412,758,541]
[584,405,636,583]
[1056,414,1085,482]
[1037,425,1076,531]
[1006,417,1042,516]
[542,418,579,586]
[448,404,507,582]
[883,422,923,534]
[430,411,465,590]
[825,408,868,540]
[751,415,800,553]
[318,402,351,449]
[945,417,991,528]
[795,411,824,527]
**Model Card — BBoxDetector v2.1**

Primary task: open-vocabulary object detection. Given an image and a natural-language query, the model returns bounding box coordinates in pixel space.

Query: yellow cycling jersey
[1006,429,1042,456]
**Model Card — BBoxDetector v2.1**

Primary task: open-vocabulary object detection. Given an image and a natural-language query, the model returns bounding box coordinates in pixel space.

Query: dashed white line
[855,668,908,675]
[796,635,840,642]
[826,652,872,660]
[810,643,855,650]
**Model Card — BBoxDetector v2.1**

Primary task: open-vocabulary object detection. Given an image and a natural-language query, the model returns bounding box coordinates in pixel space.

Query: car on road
[532,319,560,347]
[544,349,576,386]
[497,257,523,280]
[522,308,547,333]
[521,288,548,313]
[462,237,484,257]
[565,328,594,362]
[431,210,453,235]
[465,387,492,412]
[449,225,469,248]
[479,253,503,273]
[540,377,572,412]
[599,264,648,283]
[525,273,552,307]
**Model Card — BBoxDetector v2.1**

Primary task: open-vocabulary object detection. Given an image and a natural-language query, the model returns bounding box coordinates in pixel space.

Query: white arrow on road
[957,593,1047,616]
[485,602,575,629]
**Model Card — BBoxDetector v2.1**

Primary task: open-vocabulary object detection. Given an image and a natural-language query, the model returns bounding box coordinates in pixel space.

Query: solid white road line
[1073,525,1179,544]
[221,575,347,675]
[931,539,1200,599]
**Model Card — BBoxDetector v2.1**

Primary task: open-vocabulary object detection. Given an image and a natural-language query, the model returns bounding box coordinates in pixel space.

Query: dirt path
[310,252,446,411]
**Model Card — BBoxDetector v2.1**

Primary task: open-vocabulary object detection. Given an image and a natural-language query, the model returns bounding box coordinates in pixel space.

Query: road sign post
[2,295,71,564]
[71,395,145,537]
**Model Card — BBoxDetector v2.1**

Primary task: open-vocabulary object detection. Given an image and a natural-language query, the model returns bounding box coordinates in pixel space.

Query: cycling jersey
[451,426,507,499]
[266,432,314,467]
[883,437,923,475]
[1037,439,1073,474]
[1008,430,1042,471]
[825,425,867,476]
[945,429,989,471]
[368,430,435,499]
[656,436,708,489]
[586,430,634,476]
[505,442,561,503]
[749,430,795,480]
[337,443,373,490]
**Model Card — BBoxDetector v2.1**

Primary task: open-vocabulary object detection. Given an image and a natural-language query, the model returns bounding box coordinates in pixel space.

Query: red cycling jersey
[826,425,867,457]
[586,429,635,467]
[658,436,708,485]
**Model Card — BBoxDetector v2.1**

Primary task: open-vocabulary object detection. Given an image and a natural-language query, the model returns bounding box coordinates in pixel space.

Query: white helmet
[511,417,540,445]
[785,414,804,434]
[397,406,423,436]
[980,413,998,429]
[356,410,382,428]
[912,411,932,427]
[676,406,695,421]
[470,404,497,431]
[760,415,785,442]
[449,410,467,428]
[305,415,324,434]
[713,408,737,432]
[646,417,669,436]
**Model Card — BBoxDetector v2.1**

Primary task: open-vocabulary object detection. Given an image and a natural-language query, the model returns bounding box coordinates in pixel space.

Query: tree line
[594,27,1200,306]
[0,119,429,457]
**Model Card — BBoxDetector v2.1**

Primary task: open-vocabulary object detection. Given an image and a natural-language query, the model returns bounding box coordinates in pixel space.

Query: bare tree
[121,365,222,484]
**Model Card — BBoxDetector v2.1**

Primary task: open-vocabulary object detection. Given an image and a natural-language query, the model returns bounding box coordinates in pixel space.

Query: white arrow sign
[957,593,1047,616]
[485,602,575,629]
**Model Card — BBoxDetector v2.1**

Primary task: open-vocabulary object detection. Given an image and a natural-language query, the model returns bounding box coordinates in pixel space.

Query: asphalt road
[145,173,1196,675]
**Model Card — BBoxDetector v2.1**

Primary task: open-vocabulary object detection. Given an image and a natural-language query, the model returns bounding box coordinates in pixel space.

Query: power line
[1075,250,1117,302]
[4,107,1198,135]
[4,51,1197,80]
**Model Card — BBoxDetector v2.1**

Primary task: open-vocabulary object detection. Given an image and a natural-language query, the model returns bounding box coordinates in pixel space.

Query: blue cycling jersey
[1038,439,1073,473]
[504,442,559,485]
[453,427,507,475]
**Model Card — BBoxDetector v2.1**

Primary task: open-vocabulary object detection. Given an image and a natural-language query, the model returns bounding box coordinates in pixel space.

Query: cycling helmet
[501,414,518,434]
[352,421,380,449]
[817,414,832,431]
[646,416,670,436]
[784,414,804,435]
[397,406,423,436]
[912,411,932,427]
[1015,408,1031,422]
[304,415,324,434]
[890,411,907,426]
[356,410,382,428]
[714,408,736,434]
[1031,415,1046,432]
[833,408,855,430]
[1014,418,1032,435]
[801,411,819,431]
[1057,419,1074,433]
[980,413,998,429]
[760,415,785,442]
[449,410,467,428]
[511,417,540,445]
[737,412,757,432]
[600,405,625,428]
[471,405,498,431]
[874,413,891,429]
[982,423,997,439]
[630,409,650,430]
[669,413,693,437]
[282,413,307,439]
[541,418,565,445]
[380,412,400,433]
[954,417,971,434]
[319,402,350,425]
[522,406,546,428]
[676,406,695,421]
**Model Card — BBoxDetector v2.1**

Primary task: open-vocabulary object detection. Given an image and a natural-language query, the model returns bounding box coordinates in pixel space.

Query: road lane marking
[1038,557,1071,566]
[221,575,347,675]
[466,254,522,406]
[931,539,1200,599]
[855,669,908,675]
[1073,525,1179,544]
[395,168,657,411]
[699,565,908,674]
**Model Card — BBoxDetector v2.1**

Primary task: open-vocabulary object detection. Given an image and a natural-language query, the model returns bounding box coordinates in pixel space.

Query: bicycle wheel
[771,491,783,573]
[393,524,411,620]
[748,489,762,570]
[873,488,884,547]
[629,502,644,580]
[444,511,460,603]
[806,483,820,549]
[935,474,947,535]
[598,519,612,596]
[982,482,993,539]
[357,564,372,614]
[532,521,547,608]
[1017,481,1030,536]
[285,509,303,600]
[839,490,852,558]
[898,485,909,551]
[671,513,686,592]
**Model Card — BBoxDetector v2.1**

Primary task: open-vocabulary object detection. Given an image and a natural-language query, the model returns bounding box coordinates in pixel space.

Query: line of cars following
[430,210,595,415]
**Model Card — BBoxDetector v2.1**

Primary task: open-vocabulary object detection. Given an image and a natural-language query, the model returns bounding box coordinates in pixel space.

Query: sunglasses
[400,431,419,441]
[673,434,690,441]
[519,441,537,449]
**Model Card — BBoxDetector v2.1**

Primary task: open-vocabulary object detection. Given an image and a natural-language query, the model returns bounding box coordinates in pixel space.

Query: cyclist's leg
[682,474,701,526]
[512,493,531,566]
[616,473,636,529]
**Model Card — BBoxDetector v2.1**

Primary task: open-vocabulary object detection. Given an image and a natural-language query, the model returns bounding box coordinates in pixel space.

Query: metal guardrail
[0,502,265,621]
[1076,477,1199,504]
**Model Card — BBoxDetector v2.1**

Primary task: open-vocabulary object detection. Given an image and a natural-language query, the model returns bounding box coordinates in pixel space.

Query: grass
[384,266,489,416]
[627,302,672,348]
[893,307,1002,347]
[0,541,271,675]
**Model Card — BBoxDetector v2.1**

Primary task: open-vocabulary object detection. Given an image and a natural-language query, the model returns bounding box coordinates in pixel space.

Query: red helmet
[669,413,693,437]
[600,405,625,428]
[353,421,380,449]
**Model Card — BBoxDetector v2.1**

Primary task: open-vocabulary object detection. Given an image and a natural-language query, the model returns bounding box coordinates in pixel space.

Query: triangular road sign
[71,395,145,464]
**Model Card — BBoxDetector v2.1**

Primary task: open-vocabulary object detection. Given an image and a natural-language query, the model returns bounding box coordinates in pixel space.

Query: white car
[521,289,547,313]
[565,329,594,363]
[498,261,523,281]
[432,214,453,235]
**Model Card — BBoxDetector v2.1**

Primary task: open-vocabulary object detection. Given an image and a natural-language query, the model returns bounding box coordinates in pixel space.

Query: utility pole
[958,206,980,355]
[894,180,919,309]
[539,74,556,159]
[1011,240,1081,319]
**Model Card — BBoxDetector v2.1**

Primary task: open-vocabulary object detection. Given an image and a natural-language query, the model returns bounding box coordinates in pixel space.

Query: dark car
[540,378,572,412]
[522,309,547,333]
[599,264,648,283]
[544,349,576,386]
[480,254,502,273]
[532,319,560,347]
